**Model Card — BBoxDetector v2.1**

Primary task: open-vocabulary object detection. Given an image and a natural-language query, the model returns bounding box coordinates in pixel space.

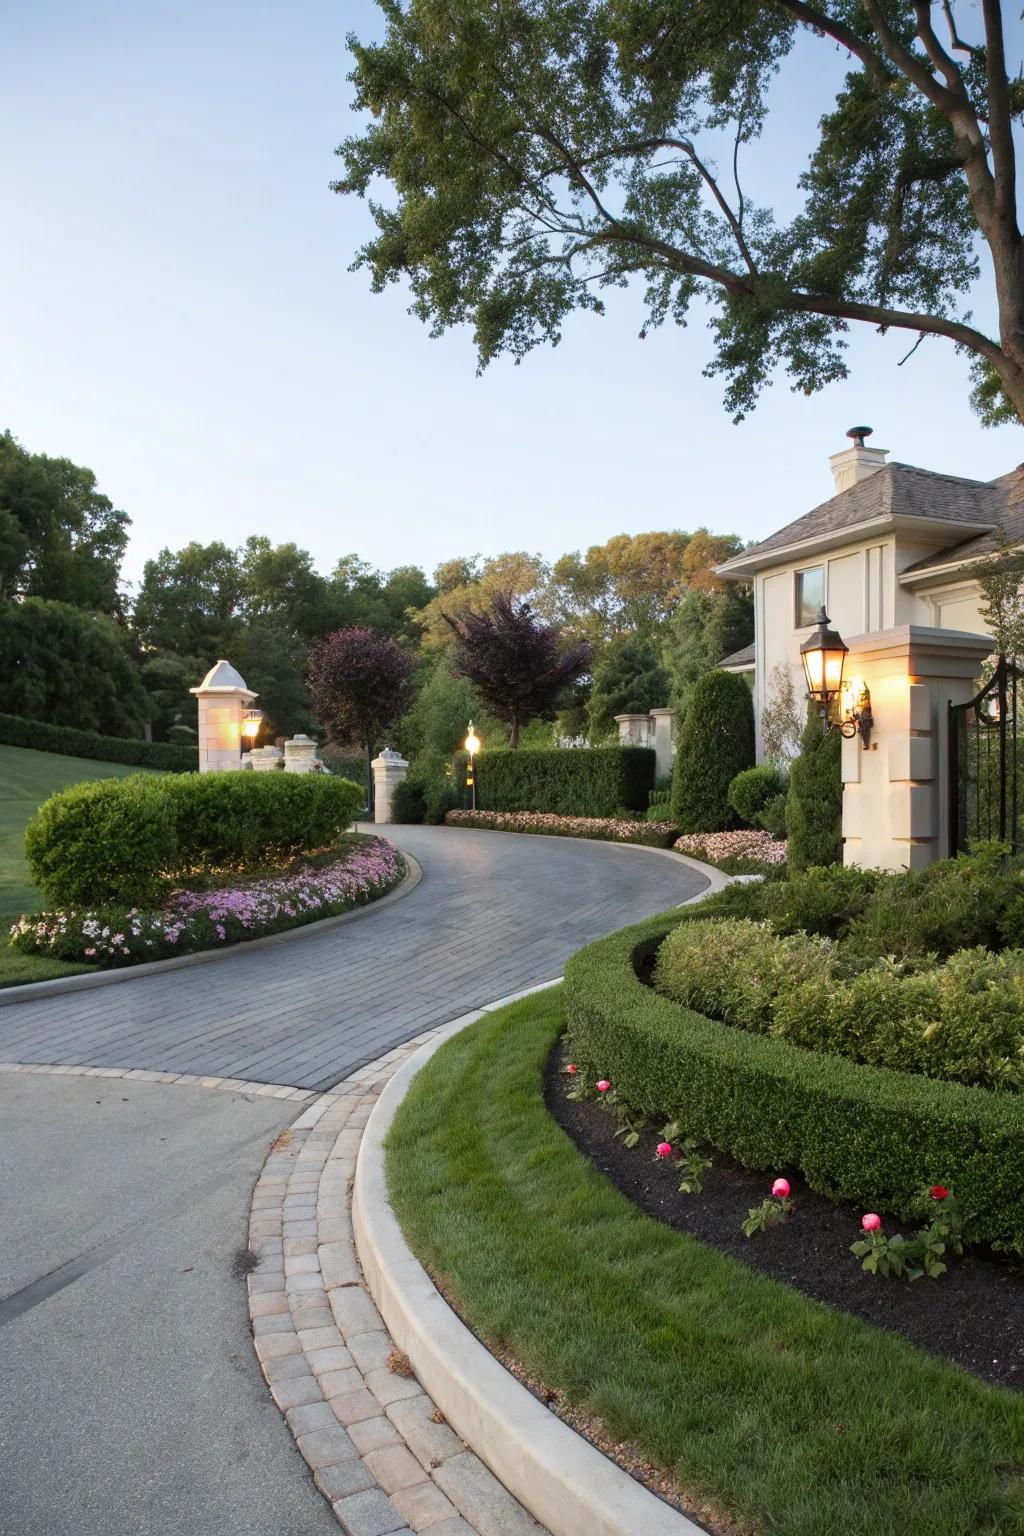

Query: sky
[4,0,1023,597]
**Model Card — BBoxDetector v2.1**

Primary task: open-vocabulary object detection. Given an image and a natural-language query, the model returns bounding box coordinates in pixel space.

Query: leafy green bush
[0,711,196,772]
[476,746,654,816]
[564,911,1024,1254]
[756,791,788,839]
[766,863,879,938]
[25,771,363,908]
[670,671,754,832]
[654,917,1024,1091]
[844,845,1019,960]
[786,703,842,871]
[390,777,427,824]
[727,764,787,825]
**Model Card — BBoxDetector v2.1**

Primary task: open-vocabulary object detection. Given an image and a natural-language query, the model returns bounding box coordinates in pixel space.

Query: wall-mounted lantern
[242,708,264,746]
[800,608,872,746]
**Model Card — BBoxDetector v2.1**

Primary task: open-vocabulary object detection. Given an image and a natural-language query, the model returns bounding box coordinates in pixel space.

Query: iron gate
[948,655,1021,855]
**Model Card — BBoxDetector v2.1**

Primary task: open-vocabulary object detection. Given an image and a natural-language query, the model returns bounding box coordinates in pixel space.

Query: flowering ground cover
[445,808,678,847]
[10,834,404,970]
[673,828,788,870]
[386,988,1024,1536]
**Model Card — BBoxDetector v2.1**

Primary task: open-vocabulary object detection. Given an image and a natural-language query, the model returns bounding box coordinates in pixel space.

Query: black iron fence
[948,656,1021,855]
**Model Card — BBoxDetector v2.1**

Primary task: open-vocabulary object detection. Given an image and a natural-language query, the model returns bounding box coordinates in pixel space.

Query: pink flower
[772,1178,790,1199]
[596,1080,611,1093]
[656,1142,672,1158]
[861,1212,882,1232]
[565,1063,578,1075]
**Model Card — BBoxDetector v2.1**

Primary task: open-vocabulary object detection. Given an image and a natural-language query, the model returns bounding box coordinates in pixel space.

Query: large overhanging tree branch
[337,0,1024,426]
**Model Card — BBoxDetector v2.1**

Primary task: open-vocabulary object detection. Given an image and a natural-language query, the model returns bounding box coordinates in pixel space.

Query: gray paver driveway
[0,825,705,1090]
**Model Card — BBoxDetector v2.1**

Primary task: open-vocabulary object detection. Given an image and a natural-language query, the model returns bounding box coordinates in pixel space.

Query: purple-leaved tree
[444,592,591,748]
[307,626,415,813]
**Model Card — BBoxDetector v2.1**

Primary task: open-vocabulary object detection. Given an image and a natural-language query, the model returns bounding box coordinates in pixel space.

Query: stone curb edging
[0,849,421,1008]
[0,1061,314,1100]
[352,991,704,1536]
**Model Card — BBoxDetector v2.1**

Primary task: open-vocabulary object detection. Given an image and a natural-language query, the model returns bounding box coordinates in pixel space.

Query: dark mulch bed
[546,1040,1024,1392]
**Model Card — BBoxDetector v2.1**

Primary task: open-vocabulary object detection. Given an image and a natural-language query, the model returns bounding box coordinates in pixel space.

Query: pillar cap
[189,659,258,699]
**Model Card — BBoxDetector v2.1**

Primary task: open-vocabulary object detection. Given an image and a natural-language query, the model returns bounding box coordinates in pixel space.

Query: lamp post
[799,607,872,746]
[464,721,481,810]
[242,708,264,752]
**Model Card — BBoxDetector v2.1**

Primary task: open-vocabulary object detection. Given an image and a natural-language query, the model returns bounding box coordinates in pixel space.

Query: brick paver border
[0,1061,314,1100]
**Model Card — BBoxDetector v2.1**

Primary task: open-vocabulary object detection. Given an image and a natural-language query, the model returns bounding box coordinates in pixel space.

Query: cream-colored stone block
[840,734,861,784]
[887,783,936,840]
[842,786,862,839]
[888,735,935,782]
[908,682,931,731]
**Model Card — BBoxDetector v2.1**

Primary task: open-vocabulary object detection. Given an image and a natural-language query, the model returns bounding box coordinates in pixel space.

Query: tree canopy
[339,0,1024,424]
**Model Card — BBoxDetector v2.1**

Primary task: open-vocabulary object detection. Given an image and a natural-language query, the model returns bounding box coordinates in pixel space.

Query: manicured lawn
[386,988,1024,1536]
[0,744,159,987]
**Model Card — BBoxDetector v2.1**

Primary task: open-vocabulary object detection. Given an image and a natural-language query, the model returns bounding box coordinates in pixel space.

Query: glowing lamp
[465,722,481,757]
[242,708,264,743]
[800,607,848,708]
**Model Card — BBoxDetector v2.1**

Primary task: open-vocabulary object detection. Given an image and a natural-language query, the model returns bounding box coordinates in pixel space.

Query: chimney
[829,425,889,494]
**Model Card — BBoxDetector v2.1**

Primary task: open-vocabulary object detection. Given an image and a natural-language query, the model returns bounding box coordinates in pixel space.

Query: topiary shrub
[786,702,842,872]
[670,670,754,832]
[476,746,654,817]
[390,778,427,824]
[727,764,787,826]
[25,771,363,908]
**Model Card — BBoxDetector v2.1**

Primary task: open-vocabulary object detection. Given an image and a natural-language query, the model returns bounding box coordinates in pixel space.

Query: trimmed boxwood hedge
[564,909,1024,1255]
[0,711,196,772]
[476,746,655,816]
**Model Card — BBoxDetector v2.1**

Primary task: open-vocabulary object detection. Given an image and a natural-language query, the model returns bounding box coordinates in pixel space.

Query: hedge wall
[0,712,196,773]
[563,910,1024,1255]
[475,747,655,816]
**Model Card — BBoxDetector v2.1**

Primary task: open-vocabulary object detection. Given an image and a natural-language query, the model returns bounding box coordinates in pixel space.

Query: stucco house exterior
[715,429,1022,763]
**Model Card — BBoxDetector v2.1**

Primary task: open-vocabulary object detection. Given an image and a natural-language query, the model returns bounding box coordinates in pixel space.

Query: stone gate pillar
[841,626,993,871]
[371,748,409,824]
[614,714,652,749]
[189,661,258,773]
[649,707,675,782]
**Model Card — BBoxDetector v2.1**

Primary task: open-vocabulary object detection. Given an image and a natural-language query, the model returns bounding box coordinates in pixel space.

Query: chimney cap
[846,425,873,447]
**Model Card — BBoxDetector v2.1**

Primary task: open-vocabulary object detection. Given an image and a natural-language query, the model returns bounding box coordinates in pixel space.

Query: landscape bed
[385,989,1024,1536]
[445,808,679,847]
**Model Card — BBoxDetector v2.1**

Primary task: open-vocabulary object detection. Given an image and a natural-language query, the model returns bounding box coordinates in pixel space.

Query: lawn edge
[0,843,421,1006]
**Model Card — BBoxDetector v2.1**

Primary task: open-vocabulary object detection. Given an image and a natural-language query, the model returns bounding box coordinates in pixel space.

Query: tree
[0,598,149,736]
[307,627,415,811]
[340,2,1024,425]
[670,669,754,831]
[0,430,128,611]
[416,552,550,649]
[786,702,844,871]
[664,586,754,711]
[586,635,669,741]
[972,533,1024,658]
[134,541,242,658]
[444,592,591,747]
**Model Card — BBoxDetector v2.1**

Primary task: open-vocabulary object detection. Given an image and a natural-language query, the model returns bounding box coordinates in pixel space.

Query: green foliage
[654,918,1024,1092]
[786,703,842,872]
[446,808,677,846]
[390,777,427,824]
[0,429,128,611]
[766,863,879,939]
[0,712,195,772]
[0,598,150,737]
[564,912,1024,1255]
[585,635,669,740]
[843,845,1019,961]
[670,670,754,832]
[727,764,787,826]
[756,792,788,839]
[664,586,754,712]
[25,772,363,908]
[476,746,654,816]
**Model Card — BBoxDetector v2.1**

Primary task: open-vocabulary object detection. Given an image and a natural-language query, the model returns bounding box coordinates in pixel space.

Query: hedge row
[25,771,364,908]
[563,910,1024,1255]
[476,746,655,817]
[0,711,196,772]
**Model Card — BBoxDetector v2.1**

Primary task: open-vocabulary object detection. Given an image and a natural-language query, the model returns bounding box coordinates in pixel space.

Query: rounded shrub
[390,777,427,824]
[25,771,363,909]
[727,763,787,826]
[670,671,754,833]
[786,702,842,871]
[564,910,1024,1255]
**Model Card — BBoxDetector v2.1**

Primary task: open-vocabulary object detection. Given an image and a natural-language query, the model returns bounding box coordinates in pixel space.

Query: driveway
[0,828,705,1536]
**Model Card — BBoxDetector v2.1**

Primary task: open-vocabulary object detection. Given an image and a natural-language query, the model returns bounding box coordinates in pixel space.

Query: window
[795,566,824,627]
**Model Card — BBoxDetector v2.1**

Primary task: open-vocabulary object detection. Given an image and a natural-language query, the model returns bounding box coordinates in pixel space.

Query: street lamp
[464,721,481,810]
[800,608,872,745]
[242,708,264,749]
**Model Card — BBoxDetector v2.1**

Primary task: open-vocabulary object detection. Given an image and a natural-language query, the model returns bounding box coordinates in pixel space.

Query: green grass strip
[386,987,1024,1536]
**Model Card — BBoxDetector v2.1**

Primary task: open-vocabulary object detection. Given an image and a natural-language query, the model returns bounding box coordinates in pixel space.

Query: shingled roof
[900,465,1024,578]
[717,462,1003,577]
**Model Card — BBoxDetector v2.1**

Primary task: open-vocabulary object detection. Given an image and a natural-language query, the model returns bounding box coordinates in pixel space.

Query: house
[715,428,1021,760]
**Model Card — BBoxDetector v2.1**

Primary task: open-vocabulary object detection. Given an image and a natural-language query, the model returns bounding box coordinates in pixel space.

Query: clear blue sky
[4,0,1021,595]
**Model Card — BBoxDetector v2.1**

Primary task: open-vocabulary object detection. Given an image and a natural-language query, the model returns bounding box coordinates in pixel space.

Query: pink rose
[565,1063,578,1075]
[861,1212,882,1232]
[772,1178,790,1199]
[596,1080,611,1093]
[656,1142,672,1158]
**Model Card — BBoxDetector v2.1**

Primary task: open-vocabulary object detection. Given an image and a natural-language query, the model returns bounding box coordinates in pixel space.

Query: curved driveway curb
[0,851,420,1008]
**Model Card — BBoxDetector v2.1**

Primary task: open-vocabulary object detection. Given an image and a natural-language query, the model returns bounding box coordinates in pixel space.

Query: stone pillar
[371,748,409,824]
[614,714,652,749]
[284,734,319,773]
[248,745,284,772]
[840,626,993,872]
[649,707,675,782]
[189,660,258,773]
